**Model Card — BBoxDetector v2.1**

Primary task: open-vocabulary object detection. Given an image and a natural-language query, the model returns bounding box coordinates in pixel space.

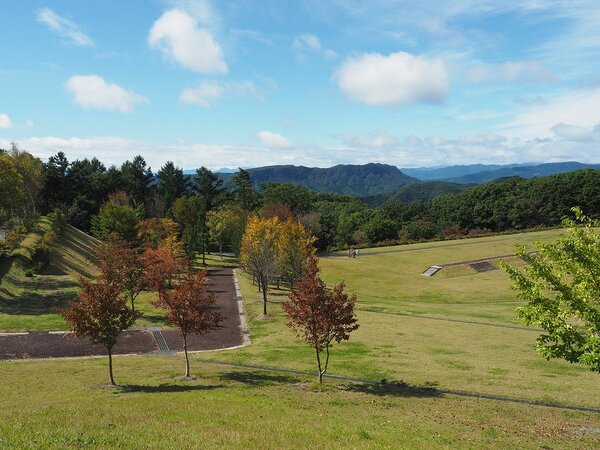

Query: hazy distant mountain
[443,162,600,184]
[400,163,534,180]
[216,163,419,197]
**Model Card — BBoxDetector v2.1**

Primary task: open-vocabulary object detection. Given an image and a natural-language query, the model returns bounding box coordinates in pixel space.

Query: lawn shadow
[220,370,301,386]
[0,290,75,315]
[119,383,223,394]
[345,380,442,398]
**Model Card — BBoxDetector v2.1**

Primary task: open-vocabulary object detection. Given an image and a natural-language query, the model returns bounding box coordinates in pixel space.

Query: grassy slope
[0,221,165,331]
[1,229,599,448]
[1,357,598,449]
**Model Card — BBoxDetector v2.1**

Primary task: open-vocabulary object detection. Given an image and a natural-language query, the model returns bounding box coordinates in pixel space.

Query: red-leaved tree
[63,281,140,385]
[96,244,146,312]
[283,257,359,383]
[143,245,187,295]
[155,270,224,377]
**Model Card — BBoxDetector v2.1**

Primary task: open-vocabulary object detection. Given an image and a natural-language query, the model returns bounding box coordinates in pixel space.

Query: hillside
[400,163,531,180]
[215,163,418,197]
[0,219,100,330]
[364,181,472,205]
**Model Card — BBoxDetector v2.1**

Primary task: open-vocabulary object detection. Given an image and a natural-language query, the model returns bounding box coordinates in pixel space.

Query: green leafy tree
[231,168,259,210]
[121,155,153,207]
[91,192,144,245]
[502,208,600,373]
[157,161,187,215]
[172,196,207,262]
[194,166,226,211]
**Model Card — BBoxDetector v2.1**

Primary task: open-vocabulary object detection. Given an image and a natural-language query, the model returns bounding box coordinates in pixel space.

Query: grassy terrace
[1,228,599,448]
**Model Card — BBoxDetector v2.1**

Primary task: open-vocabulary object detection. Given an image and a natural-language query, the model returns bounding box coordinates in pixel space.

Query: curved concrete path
[0,268,244,360]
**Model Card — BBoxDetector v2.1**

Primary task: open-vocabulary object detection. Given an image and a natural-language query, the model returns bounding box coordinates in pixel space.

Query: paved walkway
[0,268,243,360]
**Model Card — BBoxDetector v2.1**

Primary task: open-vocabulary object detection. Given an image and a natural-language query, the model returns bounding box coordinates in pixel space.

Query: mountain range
[201,161,600,200]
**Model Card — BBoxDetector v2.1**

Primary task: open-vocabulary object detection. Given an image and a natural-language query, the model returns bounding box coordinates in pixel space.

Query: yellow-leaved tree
[276,218,316,288]
[240,215,282,316]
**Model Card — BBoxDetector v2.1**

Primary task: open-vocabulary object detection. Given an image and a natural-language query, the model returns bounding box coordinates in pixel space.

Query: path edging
[233,268,251,346]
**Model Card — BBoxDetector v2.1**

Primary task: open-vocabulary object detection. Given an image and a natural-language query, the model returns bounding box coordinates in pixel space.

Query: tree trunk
[219,243,223,261]
[315,347,323,384]
[262,283,268,316]
[108,346,116,386]
[183,333,190,377]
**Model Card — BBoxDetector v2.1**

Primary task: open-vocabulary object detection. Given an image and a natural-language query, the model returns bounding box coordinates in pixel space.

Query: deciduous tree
[240,215,281,315]
[283,257,359,383]
[143,245,187,294]
[63,281,140,385]
[502,208,600,373]
[155,271,223,377]
[96,244,146,312]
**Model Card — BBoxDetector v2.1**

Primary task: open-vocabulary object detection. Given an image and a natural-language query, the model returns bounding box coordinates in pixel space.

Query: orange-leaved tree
[63,281,140,385]
[283,257,359,383]
[143,245,187,295]
[240,215,281,315]
[96,244,146,312]
[154,270,223,377]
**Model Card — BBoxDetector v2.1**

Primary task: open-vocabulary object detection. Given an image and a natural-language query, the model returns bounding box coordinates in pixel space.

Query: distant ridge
[442,162,600,184]
[216,163,419,197]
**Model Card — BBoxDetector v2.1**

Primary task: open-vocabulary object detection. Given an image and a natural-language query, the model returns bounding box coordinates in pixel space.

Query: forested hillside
[216,163,418,197]
[1,145,599,254]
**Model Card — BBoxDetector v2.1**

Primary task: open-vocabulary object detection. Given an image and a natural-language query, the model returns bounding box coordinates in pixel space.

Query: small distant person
[348,248,352,258]
[356,249,359,258]
[352,249,356,259]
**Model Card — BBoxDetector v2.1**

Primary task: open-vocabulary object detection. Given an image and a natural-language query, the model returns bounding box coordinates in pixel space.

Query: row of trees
[64,228,222,384]
[4,147,599,255]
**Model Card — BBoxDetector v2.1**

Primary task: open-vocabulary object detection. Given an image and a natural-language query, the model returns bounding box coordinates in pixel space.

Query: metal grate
[469,261,495,273]
[152,330,170,352]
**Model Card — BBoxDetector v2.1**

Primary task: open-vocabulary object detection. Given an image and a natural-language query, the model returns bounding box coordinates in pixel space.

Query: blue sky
[1,0,599,170]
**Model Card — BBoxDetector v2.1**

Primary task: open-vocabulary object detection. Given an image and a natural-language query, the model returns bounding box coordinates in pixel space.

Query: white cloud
[148,9,227,74]
[65,75,148,112]
[337,132,399,148]
[551,123,596,142]
[257,131,294,149]
[293,34,337,59]
[36,8,94,47]
[0,113,14,129]
[503,87,600,138]
[334,51,449,106]
[466,60,556,84]
[180,81,224,107]
[180,80,263,107]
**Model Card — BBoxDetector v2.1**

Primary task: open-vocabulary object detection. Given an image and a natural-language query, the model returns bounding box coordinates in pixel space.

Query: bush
[24,268,34,277]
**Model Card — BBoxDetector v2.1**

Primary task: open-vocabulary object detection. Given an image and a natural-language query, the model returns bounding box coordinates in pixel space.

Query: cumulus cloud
[257,131,294,149]
[148,9,227,74]
[466,60,556,84]
[551,123,596,142]
[0,113,14,129]
[180,80,262,107]
[65,75,148,112]
[334,51,449,106]
[36,8,94,47]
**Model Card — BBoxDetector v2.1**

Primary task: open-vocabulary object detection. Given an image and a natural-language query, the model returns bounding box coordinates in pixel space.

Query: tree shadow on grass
[344,381,442,399]
[119,383,224,394]
[0,291,75,315]
[220,370,301,386]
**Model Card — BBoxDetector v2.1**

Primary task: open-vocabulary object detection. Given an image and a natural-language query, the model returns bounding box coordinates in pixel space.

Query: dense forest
[1,144,599,254]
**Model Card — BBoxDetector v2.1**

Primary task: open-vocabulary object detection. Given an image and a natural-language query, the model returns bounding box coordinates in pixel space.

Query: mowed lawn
[1,356,599,449]
[206,228,600,411]
[1,228,599,448]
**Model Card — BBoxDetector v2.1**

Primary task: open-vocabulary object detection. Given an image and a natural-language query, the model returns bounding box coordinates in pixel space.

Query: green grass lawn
[1,356,598,449]
[2,228,599,448]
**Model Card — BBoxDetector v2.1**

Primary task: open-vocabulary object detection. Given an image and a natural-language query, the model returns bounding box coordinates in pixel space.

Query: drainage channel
[150,329,172,354]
